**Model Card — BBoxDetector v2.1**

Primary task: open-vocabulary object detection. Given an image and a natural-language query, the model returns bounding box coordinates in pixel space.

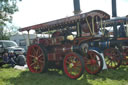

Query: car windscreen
[3,41,18,47]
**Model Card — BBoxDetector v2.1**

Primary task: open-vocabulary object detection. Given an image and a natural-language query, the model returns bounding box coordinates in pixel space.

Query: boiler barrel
[89,40,120,48]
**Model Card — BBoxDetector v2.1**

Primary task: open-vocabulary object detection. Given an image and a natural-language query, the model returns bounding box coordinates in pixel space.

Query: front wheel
[84,50,103,74]
[63,52,85,79]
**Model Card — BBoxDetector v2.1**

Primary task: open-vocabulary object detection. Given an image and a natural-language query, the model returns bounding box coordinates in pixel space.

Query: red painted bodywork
[20,10,110,62]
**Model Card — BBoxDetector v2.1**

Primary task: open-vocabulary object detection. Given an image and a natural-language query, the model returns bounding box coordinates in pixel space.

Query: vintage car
[0,40,26,66]
[0,40,25,55]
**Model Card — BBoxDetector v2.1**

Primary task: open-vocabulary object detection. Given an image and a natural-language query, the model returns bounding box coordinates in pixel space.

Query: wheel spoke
[29,55,35,58]
[91,65,96,72]
[105,58,110,62]
[114,59,118,65]
[30,62,36,67]
[66,60,71,64]
[110,61,113,67]
[73,66,81,73]
[75,61,81,66]
[38,59,43,63]
[32,47,37,56]
[95,63,100,69]
[89,53,93,59]
[36,48,40,57]
[38,53,43,58]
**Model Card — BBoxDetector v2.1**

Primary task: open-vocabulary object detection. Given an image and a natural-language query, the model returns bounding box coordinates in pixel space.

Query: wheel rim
[122,48,128,65]
[84,51,103,74]
[64,53,83,79]
[104,48,121,69]
[27,44,45,73]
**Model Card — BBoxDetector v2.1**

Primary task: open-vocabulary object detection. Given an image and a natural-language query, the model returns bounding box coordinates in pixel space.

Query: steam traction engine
[19,10,110,79]
[101,16,128,68]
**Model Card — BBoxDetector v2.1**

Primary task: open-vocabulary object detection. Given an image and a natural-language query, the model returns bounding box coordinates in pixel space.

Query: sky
[12,0,128,28]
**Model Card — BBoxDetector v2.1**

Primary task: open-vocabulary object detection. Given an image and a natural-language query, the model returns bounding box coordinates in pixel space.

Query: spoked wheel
[27,44,47,73]
[122,48,128,65]
[103,48,122,69]
[63,52,85,79]
[84,50,103,74]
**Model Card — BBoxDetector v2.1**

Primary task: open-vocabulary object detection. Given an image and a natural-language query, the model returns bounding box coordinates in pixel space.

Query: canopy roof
[101,16,128,27]
[19,10,110,32]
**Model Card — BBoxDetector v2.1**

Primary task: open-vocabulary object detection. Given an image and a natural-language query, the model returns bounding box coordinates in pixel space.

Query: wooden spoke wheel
[103,48,122,69]
[63,52,84,79]
[122,48,128,65]
[27,44,47,73]
[84,50,103,74]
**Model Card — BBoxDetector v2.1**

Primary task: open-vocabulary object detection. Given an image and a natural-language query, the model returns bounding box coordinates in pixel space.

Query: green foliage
[0,25,18,40]
[0,66,128,85]
[0,0,21,40]
[0,27,9,40]
[0,0,21,24]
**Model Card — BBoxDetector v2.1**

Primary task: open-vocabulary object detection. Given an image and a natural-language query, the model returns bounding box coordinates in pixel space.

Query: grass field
[0,65,128,85]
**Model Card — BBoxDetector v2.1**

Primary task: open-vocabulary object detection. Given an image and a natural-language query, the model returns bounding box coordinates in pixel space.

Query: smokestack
[73,0,81,15]
[112,0,117,17]
[112,0,118,38]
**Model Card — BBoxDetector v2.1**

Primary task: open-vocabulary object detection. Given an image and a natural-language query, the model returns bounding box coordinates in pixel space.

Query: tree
[0,0,21,24]
[0,0,21,40]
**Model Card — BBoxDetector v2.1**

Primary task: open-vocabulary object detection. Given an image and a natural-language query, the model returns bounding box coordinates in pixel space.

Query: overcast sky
[12,0,128,28]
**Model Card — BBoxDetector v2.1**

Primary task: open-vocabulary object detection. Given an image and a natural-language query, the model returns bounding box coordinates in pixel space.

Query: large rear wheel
[63,52,85,79]
[103,48,122,69]
[27,44,47,73]
[84,50,103,74]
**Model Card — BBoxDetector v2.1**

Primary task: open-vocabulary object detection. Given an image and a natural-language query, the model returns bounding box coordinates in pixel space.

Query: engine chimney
[73,0,81,15]
[112,0,118,38]
[112,0,117,17]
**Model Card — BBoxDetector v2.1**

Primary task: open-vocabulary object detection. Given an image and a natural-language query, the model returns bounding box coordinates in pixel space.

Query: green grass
[0,65,128,85]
